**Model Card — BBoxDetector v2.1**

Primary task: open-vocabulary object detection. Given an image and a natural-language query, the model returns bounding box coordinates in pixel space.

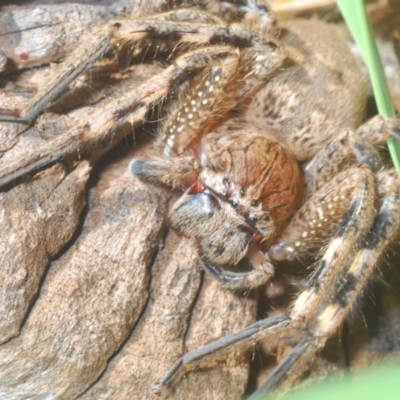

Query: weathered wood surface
[0,1,400,400]
[0,2,258,399]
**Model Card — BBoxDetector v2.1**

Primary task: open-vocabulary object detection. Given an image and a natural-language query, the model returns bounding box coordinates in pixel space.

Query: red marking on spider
[189,181,205,194]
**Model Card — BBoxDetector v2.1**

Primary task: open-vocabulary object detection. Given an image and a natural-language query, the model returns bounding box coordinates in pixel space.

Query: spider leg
[356,115,400,146]
[153,313,298,394]
[200,243,274,289]
[0,10,284,188]
[129,156,198,190]
[272,165,377,320]
[0,12,283,123]
[183,119,398,292]
[304,115,400,193]
[251,169,400,398]
[129,49,246,188]
[269,165,376,259]
[249,339,318,398]
[272,115,400,266]
[0,26,116,122]
[131,33,285,180]
[154,162,386,392]
[133,0,278,29]
[0,46,242,189]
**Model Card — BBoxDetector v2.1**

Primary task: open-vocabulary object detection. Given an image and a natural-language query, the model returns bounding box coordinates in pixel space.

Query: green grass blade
[337,0,400,175]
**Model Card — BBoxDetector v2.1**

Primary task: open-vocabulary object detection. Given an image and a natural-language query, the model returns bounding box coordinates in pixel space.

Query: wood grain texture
[0,1,399,400]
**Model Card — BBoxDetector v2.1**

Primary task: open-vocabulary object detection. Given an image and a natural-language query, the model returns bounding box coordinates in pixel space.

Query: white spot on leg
[313,304,341,337]
[290,289,317,320]
[323,237,343,263]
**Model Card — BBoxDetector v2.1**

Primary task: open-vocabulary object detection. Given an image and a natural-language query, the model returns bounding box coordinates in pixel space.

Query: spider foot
[201,256,273,290]
[153,314,291,395]
[129,156,198,190]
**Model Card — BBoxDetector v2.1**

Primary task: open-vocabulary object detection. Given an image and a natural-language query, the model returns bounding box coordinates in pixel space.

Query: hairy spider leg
[154,115,400,393]
[304,116,400,194]
[250,169,400,398]
[155,166,399,396]
[0,10,284,188]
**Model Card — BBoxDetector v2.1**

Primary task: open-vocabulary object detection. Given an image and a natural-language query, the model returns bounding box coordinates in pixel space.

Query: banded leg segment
[269,165,377,321]
[154,168,399,396]
[304,115,400,194]
[288,168,376,321]
[251,169,400,398]
[311,169,400,337]
[269,165,377,263]
[158,54,242,157]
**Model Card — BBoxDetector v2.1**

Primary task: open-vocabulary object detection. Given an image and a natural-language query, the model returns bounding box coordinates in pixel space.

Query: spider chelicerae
[1,0,400,398]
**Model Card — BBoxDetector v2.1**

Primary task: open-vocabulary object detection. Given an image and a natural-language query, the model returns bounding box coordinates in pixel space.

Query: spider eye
[230,200,238,209]
[248,215,257,223]
[239,188,246,196]
[223,176,229,184]
[251,200,259,207]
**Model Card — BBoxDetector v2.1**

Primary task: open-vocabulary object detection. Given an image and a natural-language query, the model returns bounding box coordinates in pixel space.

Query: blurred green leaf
[278,361,400,400]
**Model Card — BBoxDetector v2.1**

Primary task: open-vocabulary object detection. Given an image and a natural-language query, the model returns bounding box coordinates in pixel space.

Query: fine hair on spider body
[128,1,400,397]
[0,0,399,399]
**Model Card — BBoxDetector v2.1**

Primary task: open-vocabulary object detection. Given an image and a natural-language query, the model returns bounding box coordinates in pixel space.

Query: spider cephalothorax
[131,124,303,286]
